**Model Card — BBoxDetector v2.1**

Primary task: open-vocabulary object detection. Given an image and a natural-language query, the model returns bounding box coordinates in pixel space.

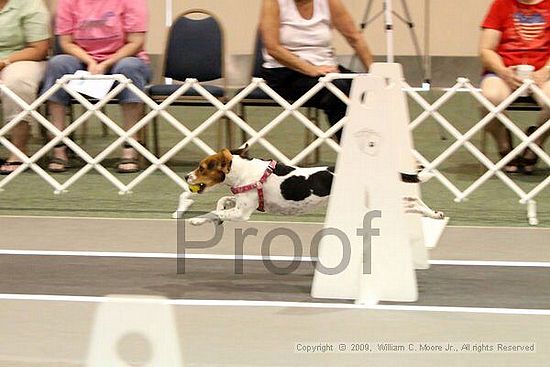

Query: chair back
[251,31,265,78]
[163,9,224,82]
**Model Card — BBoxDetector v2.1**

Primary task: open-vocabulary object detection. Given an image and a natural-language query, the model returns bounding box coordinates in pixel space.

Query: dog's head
[185,145,249,193]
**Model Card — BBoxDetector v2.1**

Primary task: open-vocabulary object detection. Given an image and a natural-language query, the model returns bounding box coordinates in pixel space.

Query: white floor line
[0,249,314,262]
[2,249,550,268]
[1,215,549,231]
[1,293,550,315]
[430,260,550,268]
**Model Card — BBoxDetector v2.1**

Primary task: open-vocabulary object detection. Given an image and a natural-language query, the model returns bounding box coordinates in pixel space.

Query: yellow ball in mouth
[188,184,202,193]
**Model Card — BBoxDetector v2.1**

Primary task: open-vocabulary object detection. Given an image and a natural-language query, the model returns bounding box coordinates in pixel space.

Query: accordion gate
[0,73,548,225]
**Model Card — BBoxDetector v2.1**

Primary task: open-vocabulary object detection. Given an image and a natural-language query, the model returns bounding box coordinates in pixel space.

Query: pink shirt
[55,0,149,62]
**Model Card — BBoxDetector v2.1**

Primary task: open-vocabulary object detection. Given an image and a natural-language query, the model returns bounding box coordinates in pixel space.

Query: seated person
[0,0,49,175]
[41,0,151,173]
[480,0,550,174]
[260,0,373,141]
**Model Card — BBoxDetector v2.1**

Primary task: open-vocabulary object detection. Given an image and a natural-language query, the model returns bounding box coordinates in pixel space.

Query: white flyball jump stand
[311,63,446,305]
[86,295,184,367]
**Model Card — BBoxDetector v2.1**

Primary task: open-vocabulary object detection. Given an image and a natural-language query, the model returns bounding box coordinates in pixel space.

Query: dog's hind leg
[403,196,444,219]
[216,196,237,211]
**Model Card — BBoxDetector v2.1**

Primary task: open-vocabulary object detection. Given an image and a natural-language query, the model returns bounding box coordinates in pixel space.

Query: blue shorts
[40,54,152,104]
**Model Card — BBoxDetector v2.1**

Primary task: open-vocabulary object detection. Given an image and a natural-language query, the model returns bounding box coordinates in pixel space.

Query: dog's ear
[219,148,233,173]
[229,144,250,158]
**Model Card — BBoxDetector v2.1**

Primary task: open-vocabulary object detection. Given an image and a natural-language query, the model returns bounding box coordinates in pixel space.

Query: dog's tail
[400,169,434,183]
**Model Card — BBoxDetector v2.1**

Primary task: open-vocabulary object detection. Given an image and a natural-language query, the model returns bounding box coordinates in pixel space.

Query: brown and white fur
[180,147,443,226]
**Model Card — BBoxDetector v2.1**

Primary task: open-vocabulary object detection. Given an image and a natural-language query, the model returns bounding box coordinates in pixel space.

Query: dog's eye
[207,161,216,170]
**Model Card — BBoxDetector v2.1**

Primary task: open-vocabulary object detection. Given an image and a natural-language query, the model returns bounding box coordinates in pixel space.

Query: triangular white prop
[422,216,449,249]
[370,63,430,267]
[311,68,418,304]
[86,295,184,367]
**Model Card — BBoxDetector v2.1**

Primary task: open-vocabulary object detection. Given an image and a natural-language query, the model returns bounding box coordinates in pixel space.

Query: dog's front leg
[214,205,256,222]
[212,196,257,223]
[190,197,255,226]
[189,196,238,225]
[189,212,224,226]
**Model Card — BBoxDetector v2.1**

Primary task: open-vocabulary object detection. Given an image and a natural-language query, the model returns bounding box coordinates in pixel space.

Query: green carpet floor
[0,91,548,227]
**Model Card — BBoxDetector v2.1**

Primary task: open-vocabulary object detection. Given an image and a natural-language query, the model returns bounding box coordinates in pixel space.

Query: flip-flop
[0,161,23,175]
[521,125,540,175]
[47,157,69,173]
[117,158,140,174]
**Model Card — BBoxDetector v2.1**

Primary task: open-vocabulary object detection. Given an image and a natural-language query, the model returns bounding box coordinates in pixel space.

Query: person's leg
[316,66,354,140]
[261,66,347,140]
[109,57,152,173]
[0,61,46,173]
[41,55,86,172]
[479,74,519,172]
[523,79,550,173]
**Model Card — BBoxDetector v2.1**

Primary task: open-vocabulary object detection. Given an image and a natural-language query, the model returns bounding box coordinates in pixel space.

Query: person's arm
[260,0,336,77]
[56,0,98,72]
[96,32,146,72]
[479,27,522,88]
[0,0,50,70]
[59,31,145,75]
[58,35,94,65]
[0,40,49,70]
[329,0,372,71]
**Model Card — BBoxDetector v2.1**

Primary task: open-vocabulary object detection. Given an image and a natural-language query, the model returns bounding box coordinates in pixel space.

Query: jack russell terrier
[177,146,444,225]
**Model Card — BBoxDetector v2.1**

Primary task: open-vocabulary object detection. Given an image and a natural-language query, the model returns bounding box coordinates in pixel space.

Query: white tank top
[262,0,336,68]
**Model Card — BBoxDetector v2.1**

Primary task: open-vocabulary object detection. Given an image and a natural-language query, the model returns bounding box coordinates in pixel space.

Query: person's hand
[496,66,523,89]
[307,64,339,77]
[87,60,107,75]
[532,66,550,87]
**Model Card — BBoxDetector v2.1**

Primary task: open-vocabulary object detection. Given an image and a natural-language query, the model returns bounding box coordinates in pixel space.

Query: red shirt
[482,0,550,70]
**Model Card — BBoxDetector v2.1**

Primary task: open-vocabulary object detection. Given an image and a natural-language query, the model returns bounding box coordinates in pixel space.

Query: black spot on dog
[307,170,333,197]
[273,163,296,176]
[400,172,420,183]
[280,176,311,201]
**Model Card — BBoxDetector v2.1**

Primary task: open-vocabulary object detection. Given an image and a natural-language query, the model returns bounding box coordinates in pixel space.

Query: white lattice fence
[0,73,548,224]
[406,78,550,225]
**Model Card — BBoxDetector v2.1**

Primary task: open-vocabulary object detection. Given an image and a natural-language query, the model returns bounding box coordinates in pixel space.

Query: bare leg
[523,79,550,173]
[480,75,520,172]
[6,121,30,157]
[47,101,69,172]
[118,103,144,173]
[0,121,30,173]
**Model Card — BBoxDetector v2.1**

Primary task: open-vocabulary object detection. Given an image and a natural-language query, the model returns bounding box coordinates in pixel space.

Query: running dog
[179,146,443,226]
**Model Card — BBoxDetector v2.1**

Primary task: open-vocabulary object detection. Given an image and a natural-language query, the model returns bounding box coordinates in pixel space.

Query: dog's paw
[433,211,445,220]
[189,217,210,226]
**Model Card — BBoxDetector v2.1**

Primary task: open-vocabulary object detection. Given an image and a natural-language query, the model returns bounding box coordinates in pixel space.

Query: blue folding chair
[148,9,230,154]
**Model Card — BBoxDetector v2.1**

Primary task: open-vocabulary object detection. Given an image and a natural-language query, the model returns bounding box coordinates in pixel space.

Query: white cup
[515,64,535,96]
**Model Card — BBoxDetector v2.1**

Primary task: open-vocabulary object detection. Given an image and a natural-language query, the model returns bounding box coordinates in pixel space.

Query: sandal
[48,157,69,173]
[499,151,522,173]
[0,161,23,175]
[48,144,69,173]
[497,129,522,173]
[522,125,540,175]
[116,144,140,174]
